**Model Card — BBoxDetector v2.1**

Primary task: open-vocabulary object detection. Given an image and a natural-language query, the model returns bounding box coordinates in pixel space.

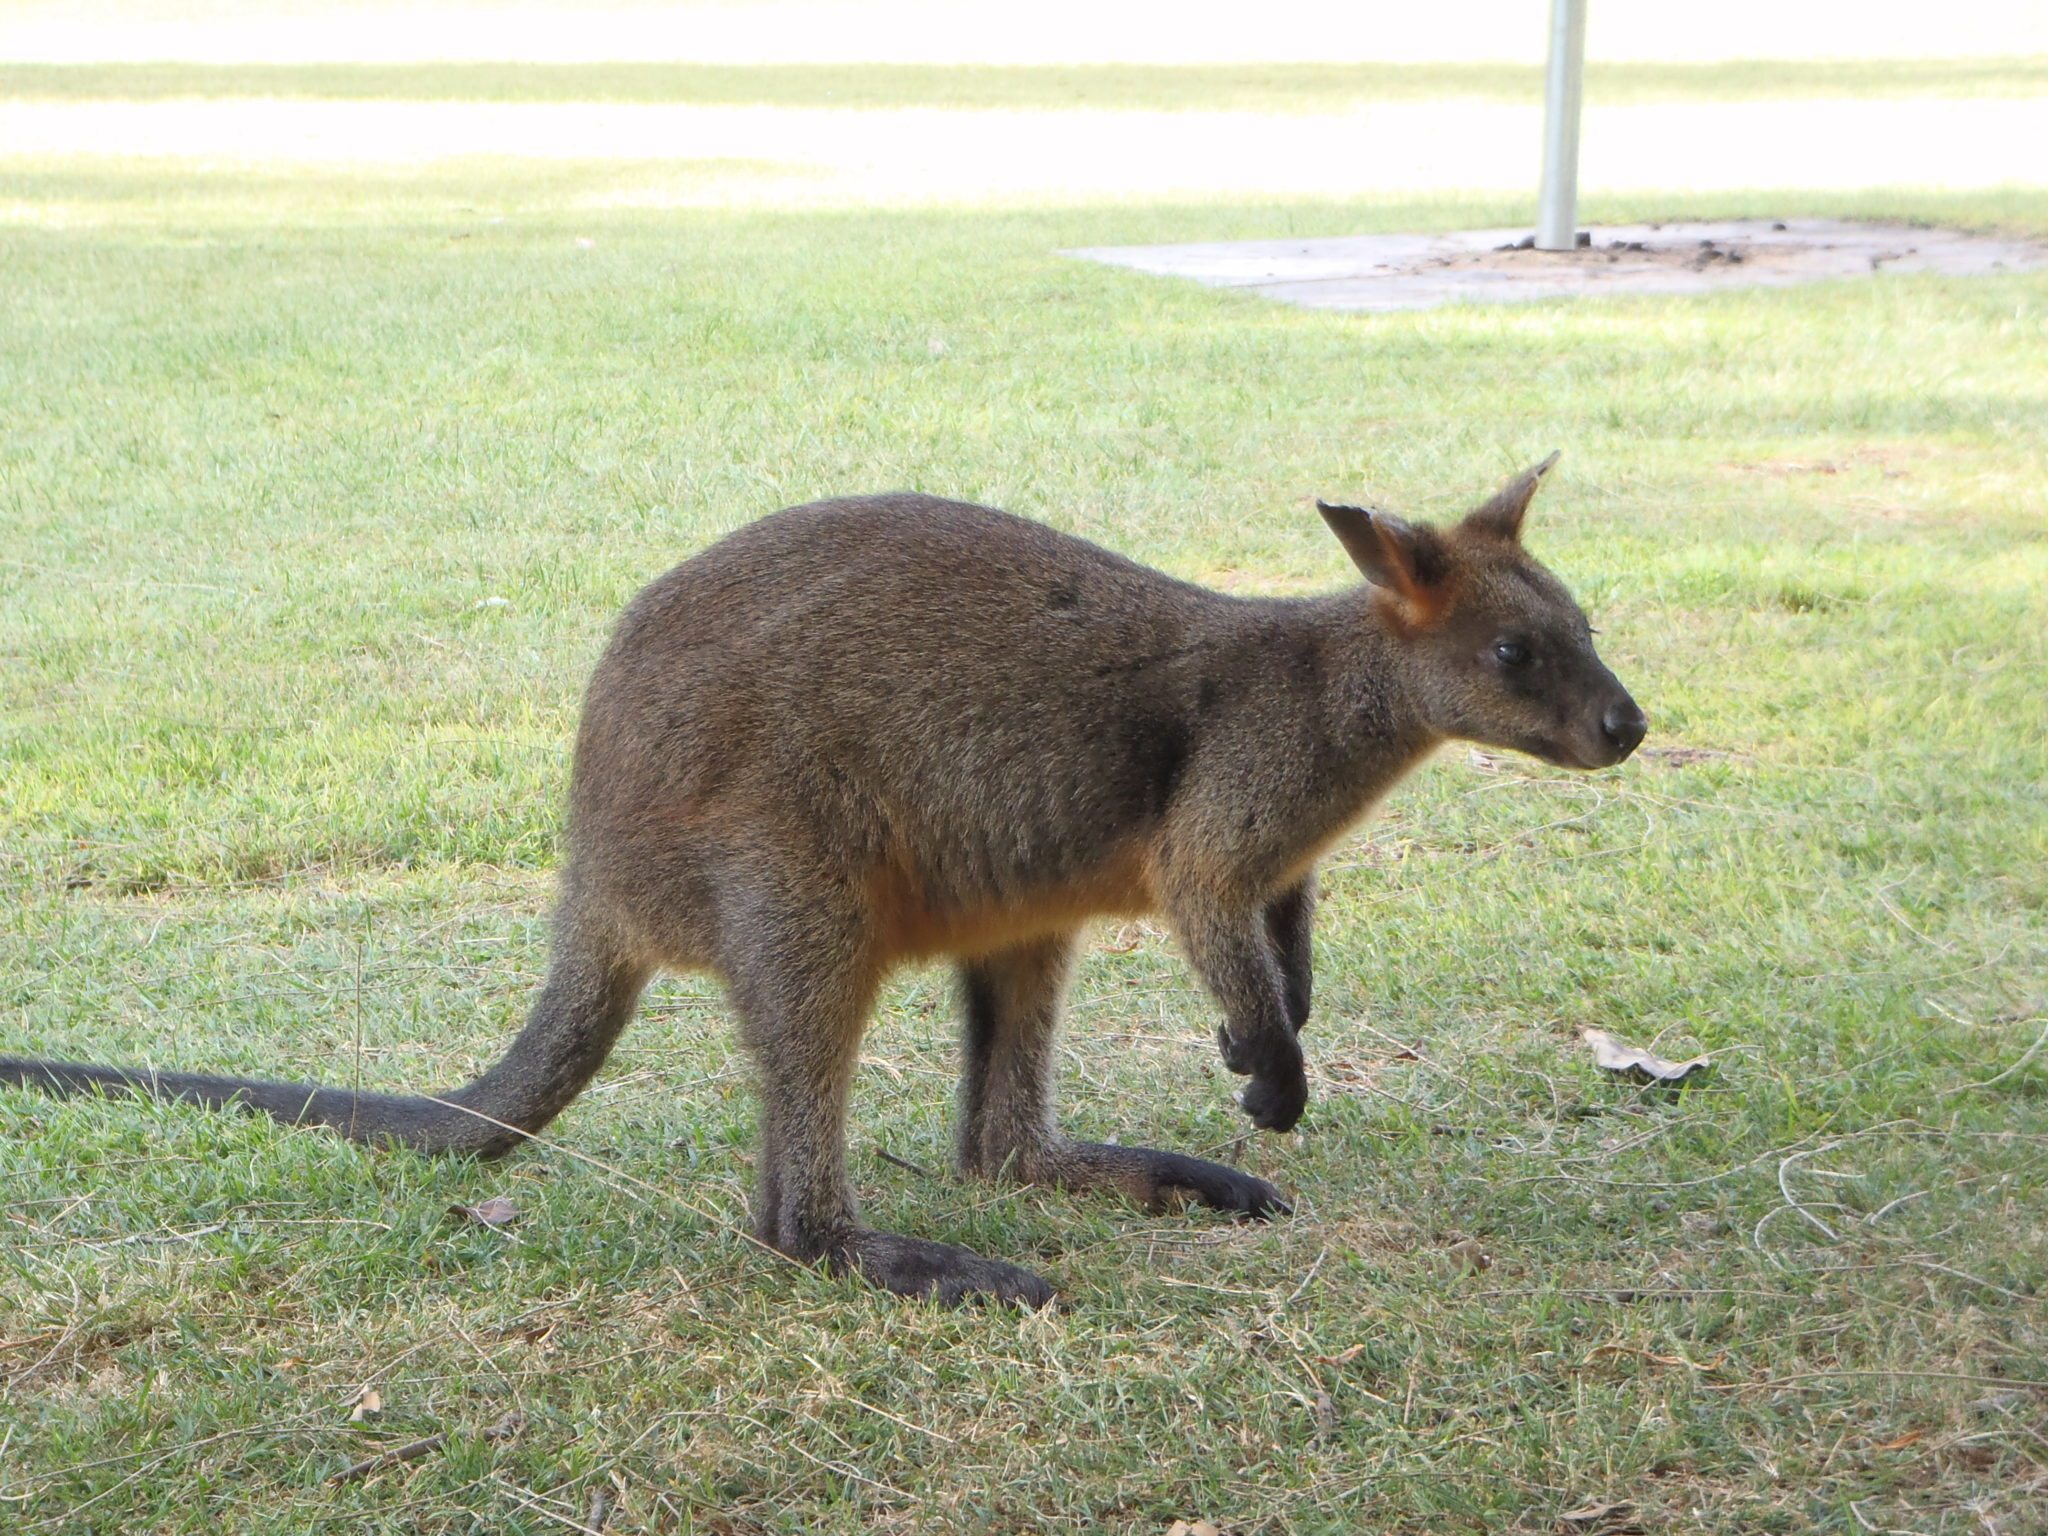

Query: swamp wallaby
[2,455,1644,1307]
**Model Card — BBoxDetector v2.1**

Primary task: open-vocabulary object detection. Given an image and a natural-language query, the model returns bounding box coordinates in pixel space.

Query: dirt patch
[1487,228,1756,271]
[1637,746,1741,768]
[1726,441,1933,480]
[1070,219,2048,313]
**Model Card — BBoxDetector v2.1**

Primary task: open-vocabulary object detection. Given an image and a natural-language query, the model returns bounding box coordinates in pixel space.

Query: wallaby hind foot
[832,1230,1056,1309]
[956,933,1292,1221]
[1009,1139,1291,1220]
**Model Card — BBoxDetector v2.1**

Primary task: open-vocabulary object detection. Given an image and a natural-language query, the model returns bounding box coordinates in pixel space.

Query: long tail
[0,919,648,1160]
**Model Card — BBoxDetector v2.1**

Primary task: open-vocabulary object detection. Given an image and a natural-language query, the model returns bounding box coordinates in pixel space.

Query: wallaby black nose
[1602,699,1647,759]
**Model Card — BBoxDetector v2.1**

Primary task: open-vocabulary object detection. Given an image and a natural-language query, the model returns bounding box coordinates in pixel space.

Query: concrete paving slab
[1068,220,2048,313]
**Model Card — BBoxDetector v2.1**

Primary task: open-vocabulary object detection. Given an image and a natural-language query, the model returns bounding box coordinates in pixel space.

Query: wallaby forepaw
[838,1230,1055,1310]
[1237,1070,1308,1133]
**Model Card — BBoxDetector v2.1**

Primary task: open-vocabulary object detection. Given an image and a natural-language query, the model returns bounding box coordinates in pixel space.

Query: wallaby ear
[1316,499,1449,615]
[1462,450,1561,543]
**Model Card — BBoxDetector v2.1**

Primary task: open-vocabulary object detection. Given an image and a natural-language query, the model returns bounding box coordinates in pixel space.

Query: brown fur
[1,457,1644,1308]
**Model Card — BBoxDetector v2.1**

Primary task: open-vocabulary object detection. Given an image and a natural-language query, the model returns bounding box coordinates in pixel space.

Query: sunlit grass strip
[2,57,2045,111]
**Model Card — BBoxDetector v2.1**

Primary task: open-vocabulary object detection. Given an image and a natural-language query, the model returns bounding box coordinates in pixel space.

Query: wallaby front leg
[1265,875,1315,1036]
[1170,899,1309,1133]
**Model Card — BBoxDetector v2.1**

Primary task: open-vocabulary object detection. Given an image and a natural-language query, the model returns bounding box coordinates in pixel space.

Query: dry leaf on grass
[449,1195,522,1229]
[1873,1429,1926,1451]
[348,1387,382,1422]
[1583,1030,1712,1086]
[1165,1522,1222,1536]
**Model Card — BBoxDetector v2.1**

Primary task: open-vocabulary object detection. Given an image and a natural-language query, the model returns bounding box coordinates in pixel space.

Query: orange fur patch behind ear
[1370,517,1457,630]
[1368,573,1454,632]
[1317,499,1457,625]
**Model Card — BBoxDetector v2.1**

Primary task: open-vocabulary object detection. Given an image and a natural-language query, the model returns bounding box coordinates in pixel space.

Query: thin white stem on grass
[488,1477,608,1536]
[416,1094,801,1269]
[78,1221,227,1248]
[1271,1242,1330,1318]
[1778,1142,1845,1240]
[1849,1497,1928,1535]
[1903,1258,2038,1305]
[1944,1015,2048,1098]
[1866,1189,1930,1224]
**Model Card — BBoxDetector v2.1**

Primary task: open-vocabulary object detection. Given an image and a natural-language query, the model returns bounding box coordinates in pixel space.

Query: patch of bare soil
[1486,228,1760,271]
[1073,219,2048,313]
[1390,221,2023,285]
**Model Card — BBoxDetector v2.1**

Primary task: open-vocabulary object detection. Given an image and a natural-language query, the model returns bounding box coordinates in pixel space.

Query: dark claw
[1161,1168,1291,1221]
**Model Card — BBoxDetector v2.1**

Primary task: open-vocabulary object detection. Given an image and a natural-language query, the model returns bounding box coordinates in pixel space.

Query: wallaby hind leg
[728,911,1054,1308]
[958,934,1290,1219]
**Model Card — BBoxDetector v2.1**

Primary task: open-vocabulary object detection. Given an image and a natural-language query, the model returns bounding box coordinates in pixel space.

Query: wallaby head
[1317,452,1646,770]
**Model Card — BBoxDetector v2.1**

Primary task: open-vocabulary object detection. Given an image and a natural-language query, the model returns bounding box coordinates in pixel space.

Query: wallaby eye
[1493,640,1531,667]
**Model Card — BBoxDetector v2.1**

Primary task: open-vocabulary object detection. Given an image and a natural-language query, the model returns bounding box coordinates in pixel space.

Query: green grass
[2,97,2046,1536]
[4,57,2047,111]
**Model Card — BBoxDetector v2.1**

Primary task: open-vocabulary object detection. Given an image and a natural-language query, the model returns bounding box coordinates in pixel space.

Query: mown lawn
[1,82,2045,1536]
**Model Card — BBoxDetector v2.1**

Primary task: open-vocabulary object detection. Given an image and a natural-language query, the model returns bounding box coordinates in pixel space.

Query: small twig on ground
[1875,880,1950,952]
[329,1433,448,1486]
[1850,1496,1929,1535]
[585,1482,612,1534]
[1197,1130,1251,1160]
[1705,1368,2048,1393]
[490,1476,608,1535]
[1866,1189,1930,1225]
[841,1396,959,1444]
[876,1147,938,1180]
[1905,1258,2039,1304]
[81,1222,227,1249]
[329,1410,524,1485]
[415,1094,804,1270]
[1271,1244,1331,1320]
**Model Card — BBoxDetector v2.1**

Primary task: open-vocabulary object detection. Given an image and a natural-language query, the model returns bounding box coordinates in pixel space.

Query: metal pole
[1536,0,1588,251]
